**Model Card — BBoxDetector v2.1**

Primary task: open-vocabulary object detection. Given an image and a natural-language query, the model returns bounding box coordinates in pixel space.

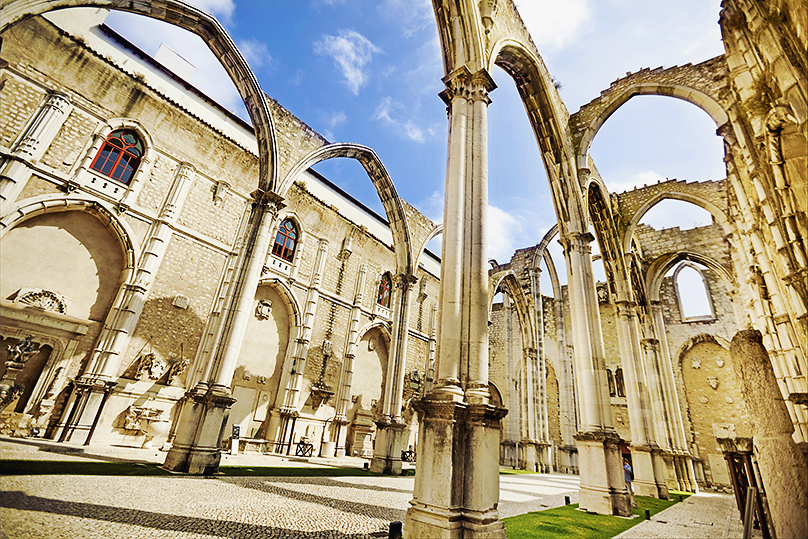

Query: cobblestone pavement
[1,439,579,538]
[616,491,759,539]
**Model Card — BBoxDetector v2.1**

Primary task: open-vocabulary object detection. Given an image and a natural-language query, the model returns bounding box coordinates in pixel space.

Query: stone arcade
[0,1,805,538]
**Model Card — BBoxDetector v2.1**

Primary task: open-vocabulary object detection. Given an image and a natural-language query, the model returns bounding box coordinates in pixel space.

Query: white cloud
[322,111,347,141]
[487,205,522,264]
[314,30,381,95]
[417,190,444,222]
[185,0,236,24]
[378,0,434,38]
[237,38,273,70]
[373,97,438,142]
[515,0,593,52]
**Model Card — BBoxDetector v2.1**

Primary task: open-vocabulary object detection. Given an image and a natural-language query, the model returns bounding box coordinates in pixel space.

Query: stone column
[563,231,631,516]
[650,300,697,491]
[0,92,72,211]
[613,300,663,498]
[372,272,416,474]
[70,163,194,445]
[730,330,808,539]
[333,264,367,456]
[179,191,284,474]
[270,238,329,450]
[405,67,508,538]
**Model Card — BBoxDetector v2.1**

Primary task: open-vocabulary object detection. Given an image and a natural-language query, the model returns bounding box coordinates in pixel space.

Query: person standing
[623,457,637,508]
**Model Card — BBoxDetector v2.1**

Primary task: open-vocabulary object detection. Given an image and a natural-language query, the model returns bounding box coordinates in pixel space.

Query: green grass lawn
[504,493,690,539]
[0,460,384,477]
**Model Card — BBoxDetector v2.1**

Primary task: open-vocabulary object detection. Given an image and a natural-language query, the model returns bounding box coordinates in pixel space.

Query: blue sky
[103,0,726,271]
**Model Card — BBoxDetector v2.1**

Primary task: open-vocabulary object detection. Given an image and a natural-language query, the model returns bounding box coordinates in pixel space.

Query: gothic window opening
[377,272,392,308]
[90,130,143,184]
[672,262,714,321]
[607,369,616,397]
[272,219,298,263]
[615,368,625,397]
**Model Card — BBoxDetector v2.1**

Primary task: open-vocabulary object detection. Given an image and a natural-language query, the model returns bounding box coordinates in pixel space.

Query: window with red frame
[90,130,143,185]
[377,273,392,308]
[271,219,298,263]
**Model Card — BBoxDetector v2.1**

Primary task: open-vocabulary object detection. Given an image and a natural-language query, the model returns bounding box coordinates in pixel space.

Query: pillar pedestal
[184,387,236,475]
[575,430,632,516]
[163,384,208,472]
[405,398,507,538]
[370,421,406,474]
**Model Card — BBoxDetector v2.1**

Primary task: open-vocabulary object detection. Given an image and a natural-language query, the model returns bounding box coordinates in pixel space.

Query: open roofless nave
[0,0,806,537]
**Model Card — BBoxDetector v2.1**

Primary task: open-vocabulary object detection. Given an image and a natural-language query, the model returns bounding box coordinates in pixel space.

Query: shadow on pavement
[0,490,385,538]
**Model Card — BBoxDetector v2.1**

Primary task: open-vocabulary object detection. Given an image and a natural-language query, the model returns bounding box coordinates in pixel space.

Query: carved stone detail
[15,288,70,313]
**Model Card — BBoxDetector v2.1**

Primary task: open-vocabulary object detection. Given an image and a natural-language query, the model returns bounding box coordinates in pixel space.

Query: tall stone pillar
[372,273,416,474]
[268,237,329,452]
[0,92,72,211]
[730,330,808,539]
[333,264,367,456]
[649,300,697,491]
[563,231,631,516]
[405,66,508,538]
[69,163,194,445]
[613,300,665,498]
[169,190,283,474]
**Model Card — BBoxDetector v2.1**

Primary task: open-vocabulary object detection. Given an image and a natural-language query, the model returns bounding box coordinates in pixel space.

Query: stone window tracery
[90,129,143,185]
[377,272,392,308]
[271,219,298,263]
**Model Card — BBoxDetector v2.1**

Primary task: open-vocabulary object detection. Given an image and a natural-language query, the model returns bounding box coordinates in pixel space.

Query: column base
[575,430,632,516]
[370,421,406,474]
[181,387,236,475]
[404,399,508,539]
[163,386,208,472]
[405,505,505,539]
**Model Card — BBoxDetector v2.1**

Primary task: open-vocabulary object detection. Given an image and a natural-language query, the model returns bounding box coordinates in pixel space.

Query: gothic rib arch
[1,0,279,193]
[570,57,731,172]
[488,270,536,352]
[489,38,584,233]
[278,143,414,276]
[414,222,443,272]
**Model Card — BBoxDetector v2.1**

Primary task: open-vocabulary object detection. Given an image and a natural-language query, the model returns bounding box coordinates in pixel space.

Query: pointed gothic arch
[278,143,413,275]
[1,0,278,192]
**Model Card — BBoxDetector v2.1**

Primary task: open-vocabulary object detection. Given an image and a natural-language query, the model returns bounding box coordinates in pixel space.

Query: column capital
[250,189,286,215]
[559,231,596,253]
[439,66,497,105]
[641,338,659,352]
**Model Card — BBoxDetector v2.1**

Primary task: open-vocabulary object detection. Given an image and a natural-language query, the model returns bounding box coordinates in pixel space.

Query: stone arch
[588,181,631,300]
[414,222,442,271]
[0,194,138,275]
[1,0,278,191]
[278,143,413,275]
[488,270,536,351]
[256,276,302,329]
[621,180,732,254]
[570,57,731,171]
[645,251,734,303]
[490,39,584,229]
[675,333,730,366]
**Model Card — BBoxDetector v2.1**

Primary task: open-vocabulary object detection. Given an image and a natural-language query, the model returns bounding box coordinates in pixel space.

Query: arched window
[615,368,625,397]
[90,129,143,184]
[271,219,298,263]
[672,262,714,321]
[607,369,616,397]
[377,273,392,308]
